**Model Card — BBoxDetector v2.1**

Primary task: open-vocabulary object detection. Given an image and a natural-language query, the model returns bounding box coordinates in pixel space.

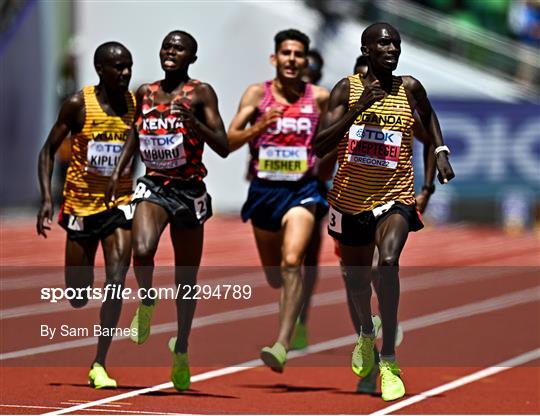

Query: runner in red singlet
[106,31,228,391]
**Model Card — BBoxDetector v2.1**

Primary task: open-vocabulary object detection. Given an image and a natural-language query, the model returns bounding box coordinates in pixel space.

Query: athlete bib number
[193,194,208,222]
[328,206,342,234]
[257,146,308,181]
[139,133,186,170]
[87,141,131,176]
[347,125,402,169]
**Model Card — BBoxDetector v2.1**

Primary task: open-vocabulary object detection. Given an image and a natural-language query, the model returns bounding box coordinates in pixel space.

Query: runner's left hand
[436,153,455,184]
[37,200,53,238]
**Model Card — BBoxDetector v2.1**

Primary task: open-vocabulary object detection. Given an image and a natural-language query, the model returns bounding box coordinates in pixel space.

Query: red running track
[1,216,539,414]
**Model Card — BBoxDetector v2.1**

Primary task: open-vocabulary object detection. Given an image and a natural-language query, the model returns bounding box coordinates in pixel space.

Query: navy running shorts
[241,177,328,232]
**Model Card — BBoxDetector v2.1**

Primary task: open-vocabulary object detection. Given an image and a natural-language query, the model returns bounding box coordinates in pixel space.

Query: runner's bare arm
[404,76,455,184]
[314,77,385,157]
[104,85,145,207]
[185,83,229,158]
[36,92,84,237]
[227,84,283,152]
[412,116,436,213]
[311,85,334,179]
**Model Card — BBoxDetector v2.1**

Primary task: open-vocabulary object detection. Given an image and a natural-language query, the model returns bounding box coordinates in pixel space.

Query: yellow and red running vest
[63,86,135,216]
[328,75,416,213]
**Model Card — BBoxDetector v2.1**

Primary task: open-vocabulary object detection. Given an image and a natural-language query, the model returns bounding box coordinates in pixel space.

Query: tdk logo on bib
[87,141,129,176]
[265,148,303,158]
[355,127,396,143]
[267,117,312,135]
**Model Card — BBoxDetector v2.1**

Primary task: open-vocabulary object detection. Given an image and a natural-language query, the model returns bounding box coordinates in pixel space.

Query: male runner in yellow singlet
[315,23,454,401]
[37,42,136,388]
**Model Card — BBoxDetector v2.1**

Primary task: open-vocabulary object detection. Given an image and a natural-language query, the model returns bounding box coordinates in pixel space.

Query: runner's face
[274,40,307,80]
[366,27,401,72]
[160,34,195,72]
[101,48,132,92]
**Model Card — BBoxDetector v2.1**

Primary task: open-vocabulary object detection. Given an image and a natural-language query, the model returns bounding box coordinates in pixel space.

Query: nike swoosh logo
[142,106,159,115]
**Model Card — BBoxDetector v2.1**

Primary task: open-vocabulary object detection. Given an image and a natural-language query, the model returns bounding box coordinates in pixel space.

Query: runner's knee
[132,240,157,262]
[378,253,399,267]
[282,252,302,268]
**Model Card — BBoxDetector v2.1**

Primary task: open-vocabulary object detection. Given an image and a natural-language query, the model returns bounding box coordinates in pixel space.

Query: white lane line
[59,401,121,407]
[369,348,540,415]
[0,404,178,414]
[2,273,538,360]
[41,287,540,415]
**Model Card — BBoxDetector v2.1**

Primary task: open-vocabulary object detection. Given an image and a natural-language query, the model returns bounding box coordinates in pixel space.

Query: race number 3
[194,194,208,221]
[328,206,342,234]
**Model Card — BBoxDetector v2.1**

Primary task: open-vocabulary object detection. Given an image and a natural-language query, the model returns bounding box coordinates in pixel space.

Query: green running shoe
[168,337,191,391]
[88,363,117,389]
[351,334,375,378]
[357,364,379,394]
[372,315,404,347]
[260,342,287,373]
[129,301,156,344]
[290,320,308,350]
[379,359,405,401]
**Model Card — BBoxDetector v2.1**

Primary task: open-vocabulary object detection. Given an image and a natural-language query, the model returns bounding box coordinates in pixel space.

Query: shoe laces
[380,360,401,377]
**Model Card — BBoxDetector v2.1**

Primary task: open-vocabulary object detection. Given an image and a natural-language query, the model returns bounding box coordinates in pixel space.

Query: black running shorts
[132,175,212,228]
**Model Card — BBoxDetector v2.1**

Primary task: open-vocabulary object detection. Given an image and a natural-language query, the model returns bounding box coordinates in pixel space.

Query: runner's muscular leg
[339,242,376,334]
[374,213,409,357]
[170,224,204,353]
[93,227,131,365]
[252,226,283,289]
[277,206,315,348]
[132,201,169,305]
[65,236,99,308]
[299,218,323,324]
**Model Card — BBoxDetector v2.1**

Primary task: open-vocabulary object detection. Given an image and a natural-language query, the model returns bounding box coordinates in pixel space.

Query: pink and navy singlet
[249,80,320,182]
[135,80,206,181]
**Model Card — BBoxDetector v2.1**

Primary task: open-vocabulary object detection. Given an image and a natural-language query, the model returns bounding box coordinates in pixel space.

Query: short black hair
[274,29,310,53]
[165,30,198,55]
[307,49,324,68]
[93,41,130,69]
[361,22,398,46]
[354,55,368,73]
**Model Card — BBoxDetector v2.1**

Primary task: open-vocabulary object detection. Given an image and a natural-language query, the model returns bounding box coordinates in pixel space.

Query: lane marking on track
[41,287,539,415]
[368,348,540,415]
[0,404,178,414]
[2,269,536,360]
[60,401,121,407]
